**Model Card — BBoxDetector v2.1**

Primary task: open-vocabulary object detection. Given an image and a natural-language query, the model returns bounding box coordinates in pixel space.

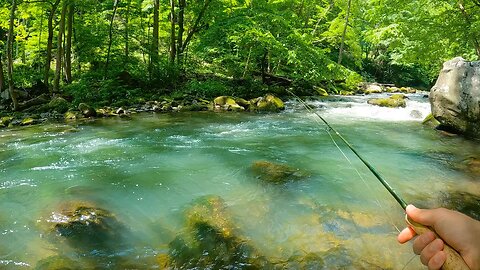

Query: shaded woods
[0,0,479,110]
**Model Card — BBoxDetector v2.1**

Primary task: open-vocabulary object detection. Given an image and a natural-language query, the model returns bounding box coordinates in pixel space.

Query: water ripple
[0,179,37,190]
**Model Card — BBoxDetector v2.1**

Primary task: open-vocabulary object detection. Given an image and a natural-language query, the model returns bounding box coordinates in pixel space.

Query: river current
[0,93,478,269]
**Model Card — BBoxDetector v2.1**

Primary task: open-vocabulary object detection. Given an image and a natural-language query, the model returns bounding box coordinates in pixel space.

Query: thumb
[406,204,437,227]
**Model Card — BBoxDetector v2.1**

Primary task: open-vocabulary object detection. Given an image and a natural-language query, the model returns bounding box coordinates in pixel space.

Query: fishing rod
[287,89,469,270]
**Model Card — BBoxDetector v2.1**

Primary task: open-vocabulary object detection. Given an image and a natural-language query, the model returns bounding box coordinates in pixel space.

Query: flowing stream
[0,93,479,269]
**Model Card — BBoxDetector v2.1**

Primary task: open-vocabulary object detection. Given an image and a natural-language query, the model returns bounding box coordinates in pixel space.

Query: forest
[0,0,479,111]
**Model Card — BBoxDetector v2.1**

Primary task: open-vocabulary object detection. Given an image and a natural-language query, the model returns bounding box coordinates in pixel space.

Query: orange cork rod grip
[405,215,470,270]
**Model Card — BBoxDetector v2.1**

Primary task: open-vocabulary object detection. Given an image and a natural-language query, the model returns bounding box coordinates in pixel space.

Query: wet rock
[282,253,325,269]
[314,86,329,96]
[213,96,244,112]
[116,107,126,115]
[362,83,384,94]
[422,113,440,128]
[45,202,124,251]
[34,255,84,270]
[0,116,13,127]
[179,100,210,112]
[410,110,423,119]
[167,195,273,269]
[235,98,251,109]
[386,86,401,93]
[250,94,285,112]
[64,111,81,120]
[251,160,309,184]
[20,117,36,126]
[339,90,354,96]
[78,103,97,117]
[399,87,417,94]
[367,94,406,108]
[438,192,480,220]
[430,57,480,138]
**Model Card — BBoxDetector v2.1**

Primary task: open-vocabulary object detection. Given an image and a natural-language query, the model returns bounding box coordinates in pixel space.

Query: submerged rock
[430,57,480,138]
[167,195,273,269]
[34,255,84,270]
[463,157,480,176]
[367,94,406,108]
[251,160,309,184]
[45,202,124,251]
[438,192,480,220]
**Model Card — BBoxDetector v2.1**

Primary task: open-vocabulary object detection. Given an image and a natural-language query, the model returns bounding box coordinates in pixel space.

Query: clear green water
[0,95,479,269]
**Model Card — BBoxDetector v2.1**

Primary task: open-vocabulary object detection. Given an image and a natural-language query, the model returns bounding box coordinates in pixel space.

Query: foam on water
[291,93,431,122]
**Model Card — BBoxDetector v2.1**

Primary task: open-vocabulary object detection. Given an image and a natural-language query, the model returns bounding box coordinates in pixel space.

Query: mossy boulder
[167,195,272,269]
[422,113,441,128]
[45,202,124,251]
[399,87,417,93]
[362,83,384,94]
[250,94,285,112]
[386,86,401,93]
[0,116,13,127]
[78,103,97,117]
[438,192,480,220]
[34,256,84,270]
[47,97,70,114]
[213,96,245,112]
[314,86,329,96]
[235,98,251,109]
[64,111,81,120]
[20,117,36,126]
[251,160,309,184]
[367,94,406,108]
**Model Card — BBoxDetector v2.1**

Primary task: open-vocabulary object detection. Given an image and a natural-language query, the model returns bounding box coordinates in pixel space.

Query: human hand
[397,205,480,270]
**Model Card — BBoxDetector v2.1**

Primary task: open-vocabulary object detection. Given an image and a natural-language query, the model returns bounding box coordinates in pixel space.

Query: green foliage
[1,0,479,110]
[184,79,231,98]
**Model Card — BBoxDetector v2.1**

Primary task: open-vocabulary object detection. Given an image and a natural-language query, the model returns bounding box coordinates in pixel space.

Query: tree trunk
[458,1,480,59]
[169,0,176,63]
[181,0,211,54]
[150,0,160,76]
[0,53,4,94]
[7,0,19,110]
[176,0,185,65]
[338,0,352,65]
[65,2,73,83]
[44,0,61,89]
[53,0,67,94]
[105,0,120,77]
[124,0,130,66]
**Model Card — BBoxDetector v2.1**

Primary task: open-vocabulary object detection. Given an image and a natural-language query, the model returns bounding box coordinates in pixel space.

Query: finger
[413,231,436,255]
[427,250,446,270]
[420,238,444,266]
[397,227,416,244]
[406,205,437,226]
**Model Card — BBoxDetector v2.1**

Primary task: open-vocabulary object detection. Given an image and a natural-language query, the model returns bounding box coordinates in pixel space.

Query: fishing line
[287,91,403,233]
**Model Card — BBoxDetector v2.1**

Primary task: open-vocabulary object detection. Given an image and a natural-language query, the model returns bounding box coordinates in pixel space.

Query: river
[0,93,478,269]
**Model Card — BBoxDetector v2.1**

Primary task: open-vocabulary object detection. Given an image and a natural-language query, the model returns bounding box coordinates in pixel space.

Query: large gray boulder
[430,57,480,138]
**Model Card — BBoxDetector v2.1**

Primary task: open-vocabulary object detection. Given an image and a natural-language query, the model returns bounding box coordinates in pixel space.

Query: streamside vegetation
[0,0,479,115]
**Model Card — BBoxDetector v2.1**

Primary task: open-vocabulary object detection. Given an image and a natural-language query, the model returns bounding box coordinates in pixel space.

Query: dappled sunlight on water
[0,95,478,269]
